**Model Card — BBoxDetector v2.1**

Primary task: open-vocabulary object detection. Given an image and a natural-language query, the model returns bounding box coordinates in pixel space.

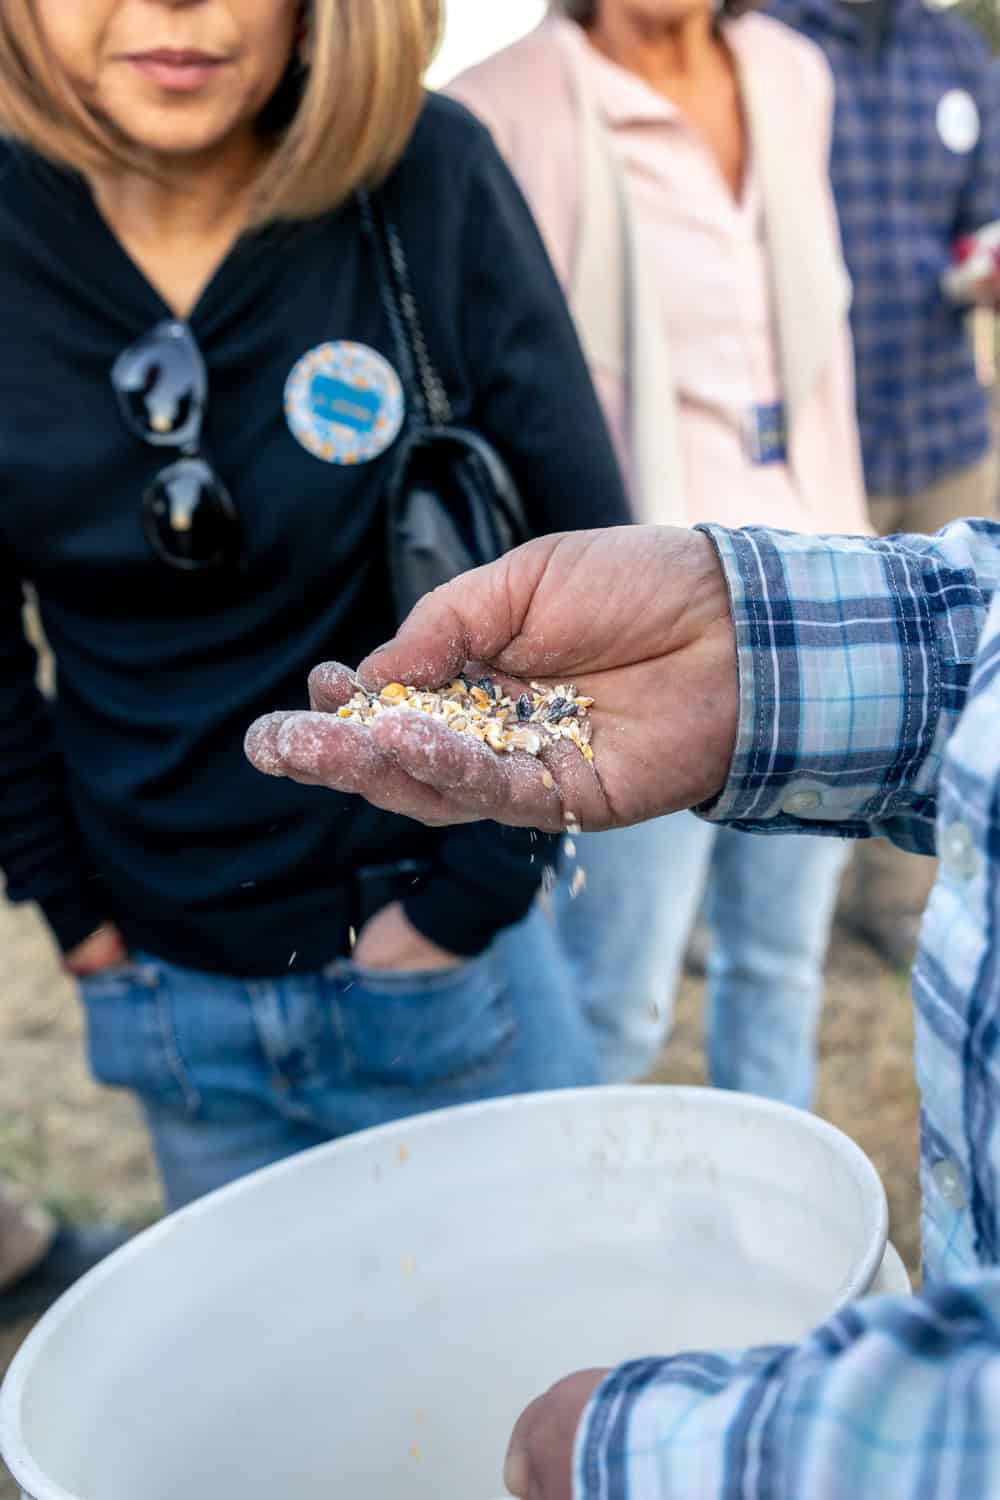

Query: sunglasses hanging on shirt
[111,320,241,571]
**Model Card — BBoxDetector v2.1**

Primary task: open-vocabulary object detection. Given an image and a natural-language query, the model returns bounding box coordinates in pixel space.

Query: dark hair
[550,0,760,23]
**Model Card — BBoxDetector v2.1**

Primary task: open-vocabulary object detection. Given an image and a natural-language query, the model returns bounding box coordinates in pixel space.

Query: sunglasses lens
[143,459,239,570]
[112,320,206,449]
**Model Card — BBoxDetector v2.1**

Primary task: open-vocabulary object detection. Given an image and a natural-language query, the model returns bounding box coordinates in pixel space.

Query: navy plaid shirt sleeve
[695,521,999,853]
[576,1273,1000,1500]
[955,58,1000,238]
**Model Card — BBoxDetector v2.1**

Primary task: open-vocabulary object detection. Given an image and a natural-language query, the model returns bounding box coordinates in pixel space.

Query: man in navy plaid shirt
[253,514,1000,1499]
[770,0,1000,964]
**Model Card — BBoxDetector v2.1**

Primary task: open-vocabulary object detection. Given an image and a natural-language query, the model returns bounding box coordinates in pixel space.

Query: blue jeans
[556,812,848,1106]
[77,905,597,1210]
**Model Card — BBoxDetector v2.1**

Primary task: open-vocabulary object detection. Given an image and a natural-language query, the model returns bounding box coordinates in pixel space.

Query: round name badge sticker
[937,89,980,156]
[284,341,405,466]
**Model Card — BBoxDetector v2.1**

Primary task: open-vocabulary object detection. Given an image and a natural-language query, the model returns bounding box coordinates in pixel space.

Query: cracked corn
[337,677,595,763]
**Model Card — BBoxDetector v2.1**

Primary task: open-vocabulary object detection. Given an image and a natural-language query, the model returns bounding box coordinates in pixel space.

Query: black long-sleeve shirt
[0,97,630,977]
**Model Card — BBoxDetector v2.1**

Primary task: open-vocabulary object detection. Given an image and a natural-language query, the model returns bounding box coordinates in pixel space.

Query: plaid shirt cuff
[694,525,966,848]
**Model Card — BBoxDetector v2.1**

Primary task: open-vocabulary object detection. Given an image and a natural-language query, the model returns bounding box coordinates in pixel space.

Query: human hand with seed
[244,527,738,834]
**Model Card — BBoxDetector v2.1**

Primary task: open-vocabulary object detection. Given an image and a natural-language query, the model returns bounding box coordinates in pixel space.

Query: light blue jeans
[556,812,849,1106]
[77,905,597,1211]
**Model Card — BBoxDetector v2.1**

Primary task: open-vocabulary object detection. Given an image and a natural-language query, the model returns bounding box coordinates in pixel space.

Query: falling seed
[565,838,577,859]
[287,951,298,968]
[542,865,558,897]
[241,881,257,889]
[570,867,587,899]
[564,813,582,836]
[349,926,357,950]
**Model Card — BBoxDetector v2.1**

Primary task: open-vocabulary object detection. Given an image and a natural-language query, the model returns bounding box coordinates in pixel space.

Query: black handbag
[358,189,531,623]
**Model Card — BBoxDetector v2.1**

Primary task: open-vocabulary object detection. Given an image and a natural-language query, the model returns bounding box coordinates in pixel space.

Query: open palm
[245,527,738,834]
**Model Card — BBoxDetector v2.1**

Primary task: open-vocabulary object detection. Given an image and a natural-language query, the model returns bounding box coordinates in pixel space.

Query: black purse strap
[357,188,452,430]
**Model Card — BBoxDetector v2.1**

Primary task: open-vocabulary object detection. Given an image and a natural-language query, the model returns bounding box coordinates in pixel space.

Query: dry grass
[0,891,919,1500]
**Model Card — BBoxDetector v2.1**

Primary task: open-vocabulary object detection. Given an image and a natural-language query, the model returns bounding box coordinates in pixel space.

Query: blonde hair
[0,0,443,225]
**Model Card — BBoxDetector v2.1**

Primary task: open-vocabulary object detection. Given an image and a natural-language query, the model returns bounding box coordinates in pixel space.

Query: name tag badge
[284,341,405,465]
[937,90,980,156]
[745,403,788,466]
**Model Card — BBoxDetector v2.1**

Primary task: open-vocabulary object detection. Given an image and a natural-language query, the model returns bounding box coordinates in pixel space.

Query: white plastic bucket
[2,1086,895,1500]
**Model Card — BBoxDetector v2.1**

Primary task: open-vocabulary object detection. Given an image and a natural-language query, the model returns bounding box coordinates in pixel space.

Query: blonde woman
[0,0,630,1210]
[450,0,871,1101]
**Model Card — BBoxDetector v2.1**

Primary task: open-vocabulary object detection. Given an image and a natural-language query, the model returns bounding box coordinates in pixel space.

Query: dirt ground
[0,888,919,1500]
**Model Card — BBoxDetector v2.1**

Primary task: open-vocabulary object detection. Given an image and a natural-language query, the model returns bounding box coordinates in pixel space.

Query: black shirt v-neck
[0,96,630,975]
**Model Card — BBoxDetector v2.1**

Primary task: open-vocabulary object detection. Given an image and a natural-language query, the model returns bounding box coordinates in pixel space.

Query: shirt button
[940,821,979,882]
[782,790,823,817]
[931,1158,967,1211]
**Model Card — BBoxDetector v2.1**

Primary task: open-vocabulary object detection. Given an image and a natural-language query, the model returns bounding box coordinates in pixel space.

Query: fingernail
[503,1445,529,1498]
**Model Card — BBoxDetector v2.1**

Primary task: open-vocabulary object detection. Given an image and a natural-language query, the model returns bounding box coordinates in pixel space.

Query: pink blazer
[448,15,870,535]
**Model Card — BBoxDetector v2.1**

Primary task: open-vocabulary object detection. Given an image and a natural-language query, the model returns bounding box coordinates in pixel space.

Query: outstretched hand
[245,527,738,834]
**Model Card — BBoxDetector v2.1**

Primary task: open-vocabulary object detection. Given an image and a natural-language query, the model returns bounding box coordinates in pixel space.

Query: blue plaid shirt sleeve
[696,521,999,853]
[573,519,1000,1500]
[576,1274,1000,1500]
[956,58,1000,239]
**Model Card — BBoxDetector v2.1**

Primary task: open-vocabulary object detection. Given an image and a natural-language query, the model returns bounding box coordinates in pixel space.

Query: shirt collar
[553,13,681,127]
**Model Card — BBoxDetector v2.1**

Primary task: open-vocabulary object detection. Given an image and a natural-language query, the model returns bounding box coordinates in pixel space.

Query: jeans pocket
[78,959,200,1116]
[329,952,517,1091]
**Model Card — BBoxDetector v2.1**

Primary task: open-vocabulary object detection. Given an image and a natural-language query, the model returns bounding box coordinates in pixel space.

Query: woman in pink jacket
[450,0,871,1101]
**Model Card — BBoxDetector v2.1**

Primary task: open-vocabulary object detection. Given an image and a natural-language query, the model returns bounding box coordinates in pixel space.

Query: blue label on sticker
[309,374,382,433]
[285,341,405,465]
[746,403,788,466]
